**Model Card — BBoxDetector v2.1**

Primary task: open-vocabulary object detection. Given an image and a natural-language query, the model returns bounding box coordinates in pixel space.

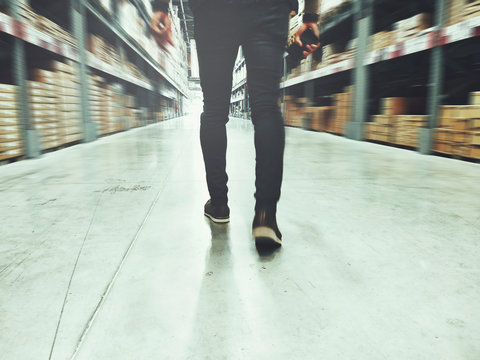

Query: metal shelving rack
[281,0,480,155]
[0,0,188,160]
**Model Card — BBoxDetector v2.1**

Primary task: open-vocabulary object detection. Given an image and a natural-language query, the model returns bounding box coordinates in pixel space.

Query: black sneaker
[252,208,282,247]
[204,200,230,223]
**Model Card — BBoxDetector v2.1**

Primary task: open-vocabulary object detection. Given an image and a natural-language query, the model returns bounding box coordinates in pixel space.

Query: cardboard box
[373,115,391,125]
[0,135,22,145]
[0,125,21,134]
[33,70,57,83]
[30,103,57,111]
[454,119,470,131]
[470,91,480,105]
[439,117,454,128]
[28,87,55,97]
[470,146,480,159]
[471,132,480,146]
[0,118,19,126]
[51,60,77,74]
[452,130,467,143]
[0,100,17,109]
[30,96,57,104]
[31,109,57,119]
[0,109,18,117]
[381,97,408,116]
[469,118,480,129]
[0,84,17,93]
[440,105,459,118]
[0,92,16,101]
[435,129,453,143]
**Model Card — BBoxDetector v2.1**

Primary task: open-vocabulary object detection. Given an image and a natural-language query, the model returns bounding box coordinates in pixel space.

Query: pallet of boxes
[52,61,83,144]
[445,0,480,25]
[0,84,24,161]
[18,3,77,48]
[329,86,353,135]
[124,95,141,129]
[31,60,83,148]
[89,75,118,135]
[28,78,59,150]
[434,92,480,159]
[283,96,308,128]
[365,97,427,147]
[304,106,334,132]
[392,13,432,43]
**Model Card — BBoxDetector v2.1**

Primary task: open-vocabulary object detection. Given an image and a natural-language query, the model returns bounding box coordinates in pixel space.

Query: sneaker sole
[204,212,230,224]
[253,226,282,247]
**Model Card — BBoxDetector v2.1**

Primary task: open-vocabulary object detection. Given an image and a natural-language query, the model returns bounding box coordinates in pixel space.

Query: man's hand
[294,23,321,58]
[150,11,174,51]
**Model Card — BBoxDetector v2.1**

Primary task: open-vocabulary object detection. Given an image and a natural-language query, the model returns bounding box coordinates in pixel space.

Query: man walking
[151,0,321,248]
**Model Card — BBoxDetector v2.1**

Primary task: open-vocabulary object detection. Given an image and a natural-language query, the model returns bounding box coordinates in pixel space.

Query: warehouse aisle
[1,116,480,360]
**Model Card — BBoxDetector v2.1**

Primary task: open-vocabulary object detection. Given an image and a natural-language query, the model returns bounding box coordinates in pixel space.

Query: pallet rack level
[281,15,480,89]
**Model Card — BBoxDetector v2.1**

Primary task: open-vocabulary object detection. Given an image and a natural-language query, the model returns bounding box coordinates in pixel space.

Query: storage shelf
[85,1,187,96]
[281,58,355,88]
[0,12,79,60]
[281,15,480,89]
[87,54,153,91]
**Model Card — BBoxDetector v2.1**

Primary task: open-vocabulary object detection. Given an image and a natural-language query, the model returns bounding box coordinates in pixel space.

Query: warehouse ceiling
[171,0,194,46]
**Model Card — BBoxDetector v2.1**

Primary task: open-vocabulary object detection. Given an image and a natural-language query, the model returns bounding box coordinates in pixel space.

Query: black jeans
[194,1,290,209]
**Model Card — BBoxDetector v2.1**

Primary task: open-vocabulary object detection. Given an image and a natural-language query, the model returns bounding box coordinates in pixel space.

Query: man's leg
[193,5,240,208]
[241,2,290,246]
[242,3,290,211]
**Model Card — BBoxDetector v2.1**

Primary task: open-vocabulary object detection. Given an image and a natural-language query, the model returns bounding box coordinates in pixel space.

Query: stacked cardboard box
[89,75,118,135]
[434,94,480,158]
[155,112,164,122]
[19,3,77,47]
[463,0,480,20]
[330,86,353,134]
[380,97,409,116]
[393,13,432,43]
[51,61,82,144]
[124,95,141,129]
[370,31,395,51]
[284,87,353,133]
[366,97,427,147]
[445,0,466,24]
[88,35,123,69]
[284,96,308,128]
[88,34,149,83]
[393,115,428,147]
[304,107,335,132]
[28,80,60,150]
[0,85,24,160]
[365,115,394,143]
[444,0,480,24]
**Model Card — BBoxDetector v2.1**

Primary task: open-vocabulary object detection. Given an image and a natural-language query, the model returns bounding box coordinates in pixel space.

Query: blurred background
[0,0,479,162]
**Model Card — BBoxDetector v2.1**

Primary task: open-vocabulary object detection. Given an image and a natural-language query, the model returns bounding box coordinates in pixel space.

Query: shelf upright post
[9,0,40,158]
[346,0,373,140]
[71,0,96,142]
[301,55,314,128]
[148,68,156,122]
[419,0,446,154]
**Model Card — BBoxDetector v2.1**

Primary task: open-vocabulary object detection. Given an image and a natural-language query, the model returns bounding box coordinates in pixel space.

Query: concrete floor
[1,115,480,360]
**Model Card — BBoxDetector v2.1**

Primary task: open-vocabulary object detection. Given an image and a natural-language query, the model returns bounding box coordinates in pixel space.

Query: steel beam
[419,0,446,154]
[9,0,40,158]
[346,0,373,141]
